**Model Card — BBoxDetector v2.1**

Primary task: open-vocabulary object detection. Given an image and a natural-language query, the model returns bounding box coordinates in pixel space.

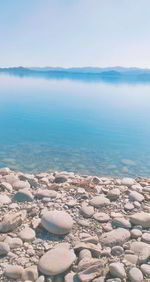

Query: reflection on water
[0,73,150,176]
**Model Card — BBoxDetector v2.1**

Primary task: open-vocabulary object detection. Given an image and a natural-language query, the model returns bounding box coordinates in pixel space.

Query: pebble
[128,267,143,282]
[140,264,150,276]
[111,246,124,256]
[100,228,130,247]
[129,191,144,202]
[41,210,73,235]
[0,242,10,255]
[112,217,131,229]
[18,227,36,242]
[130,241,150,264]
[141,232,150,244]
[130,212,150,228]
[0,195,11,205]
[107,188,120,200]
[109,262,126,279]
[90,195,110,207]
[93,212,110,223]
[80,202,94,218]
[121,177,135,187]
[130,228,142,239]
[124,202,134,211]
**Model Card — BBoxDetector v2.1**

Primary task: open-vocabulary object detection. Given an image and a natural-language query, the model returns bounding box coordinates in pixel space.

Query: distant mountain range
[1,66,150,83]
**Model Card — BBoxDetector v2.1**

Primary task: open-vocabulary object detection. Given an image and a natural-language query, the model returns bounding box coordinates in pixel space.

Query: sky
[0,0,150,68]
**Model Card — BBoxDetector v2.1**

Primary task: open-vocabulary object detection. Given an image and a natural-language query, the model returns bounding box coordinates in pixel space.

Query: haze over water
[0,73,150,176]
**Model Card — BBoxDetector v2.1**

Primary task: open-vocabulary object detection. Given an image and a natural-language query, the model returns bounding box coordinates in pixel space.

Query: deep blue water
[0,73,150,176]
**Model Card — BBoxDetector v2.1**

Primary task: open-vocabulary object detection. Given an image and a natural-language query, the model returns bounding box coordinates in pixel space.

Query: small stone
[67,200,77,207]
[130,241,150,264]
[4,236,23,249]
[77,219,90,227]
[130,212,150,228]
[13,180,30,190]
[36,189,57,199]
[36,276,45,282]
[140,264,150,276]
[129,191,144,202]
[112,217,131,229]
[90,196,110,208]
[107,188,120,200]
[79,249,92,261]
[0,195,11,205]
[128,267,143,282]
[109,262,126,279]
[124,254,138,265]
[82,235,99,244]
[74,242,101,258]
[0,182,12,192]
[5,265,24,279]
[130,229,142,239]
[80,202,94,218]
[111,246,124,256]
[124,203,134,211]
[18,227,36,242]
[21,265,38,281]
[142,233,150,244]
[0,242,10,255]
[0,167,11,175]
[41,210,73,235]
[100,228,130,247]
[77,259,104,282]
[93,212,110,223]
[121,178,135,187]
[0,210,26,233]
[54,175,67,183]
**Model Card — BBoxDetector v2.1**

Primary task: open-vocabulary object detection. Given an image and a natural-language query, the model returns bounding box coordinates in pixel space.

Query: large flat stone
[38,244,76,275]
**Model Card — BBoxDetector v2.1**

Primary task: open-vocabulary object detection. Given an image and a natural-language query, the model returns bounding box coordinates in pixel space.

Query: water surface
[0,73,150,176]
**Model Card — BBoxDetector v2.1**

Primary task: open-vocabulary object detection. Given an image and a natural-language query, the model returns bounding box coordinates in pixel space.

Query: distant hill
[1,66,150,84]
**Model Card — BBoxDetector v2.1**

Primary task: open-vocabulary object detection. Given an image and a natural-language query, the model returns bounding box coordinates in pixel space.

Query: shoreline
[0,167,150,281]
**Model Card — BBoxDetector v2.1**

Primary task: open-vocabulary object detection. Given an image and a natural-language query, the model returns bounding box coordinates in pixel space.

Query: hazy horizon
[1,0,150,68]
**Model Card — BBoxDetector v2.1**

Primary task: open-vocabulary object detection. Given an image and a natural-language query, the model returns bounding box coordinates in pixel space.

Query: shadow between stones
[35,226,66,241]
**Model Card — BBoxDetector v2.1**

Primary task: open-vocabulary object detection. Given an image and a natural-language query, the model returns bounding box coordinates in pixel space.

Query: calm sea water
[0,73,150,176]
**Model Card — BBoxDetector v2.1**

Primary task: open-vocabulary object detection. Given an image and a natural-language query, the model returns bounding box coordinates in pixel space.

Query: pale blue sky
[0,0,150,68]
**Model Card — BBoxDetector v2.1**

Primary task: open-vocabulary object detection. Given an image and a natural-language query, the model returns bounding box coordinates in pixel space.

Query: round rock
[93,212,110,223]
[111,246,124,256]
[41,210,73,235]
[18,227,35,242]
[109,262,126,279]
[80,203,94,218]
[0,242,10,255]
[90,196,110,208]
[0,195,11,205]
[38,244,76,275]
[128,267,143,282]
[140,264,150,276]
[141,233,150,244]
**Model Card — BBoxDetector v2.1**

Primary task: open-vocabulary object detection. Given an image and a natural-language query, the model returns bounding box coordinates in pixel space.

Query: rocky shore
[0,168,150,281]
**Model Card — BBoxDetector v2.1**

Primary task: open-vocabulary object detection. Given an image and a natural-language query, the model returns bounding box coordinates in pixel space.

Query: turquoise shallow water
[0,73,150,176]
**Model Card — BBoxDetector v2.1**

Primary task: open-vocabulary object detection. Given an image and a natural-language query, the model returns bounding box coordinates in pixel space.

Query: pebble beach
[0,167,150,281]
